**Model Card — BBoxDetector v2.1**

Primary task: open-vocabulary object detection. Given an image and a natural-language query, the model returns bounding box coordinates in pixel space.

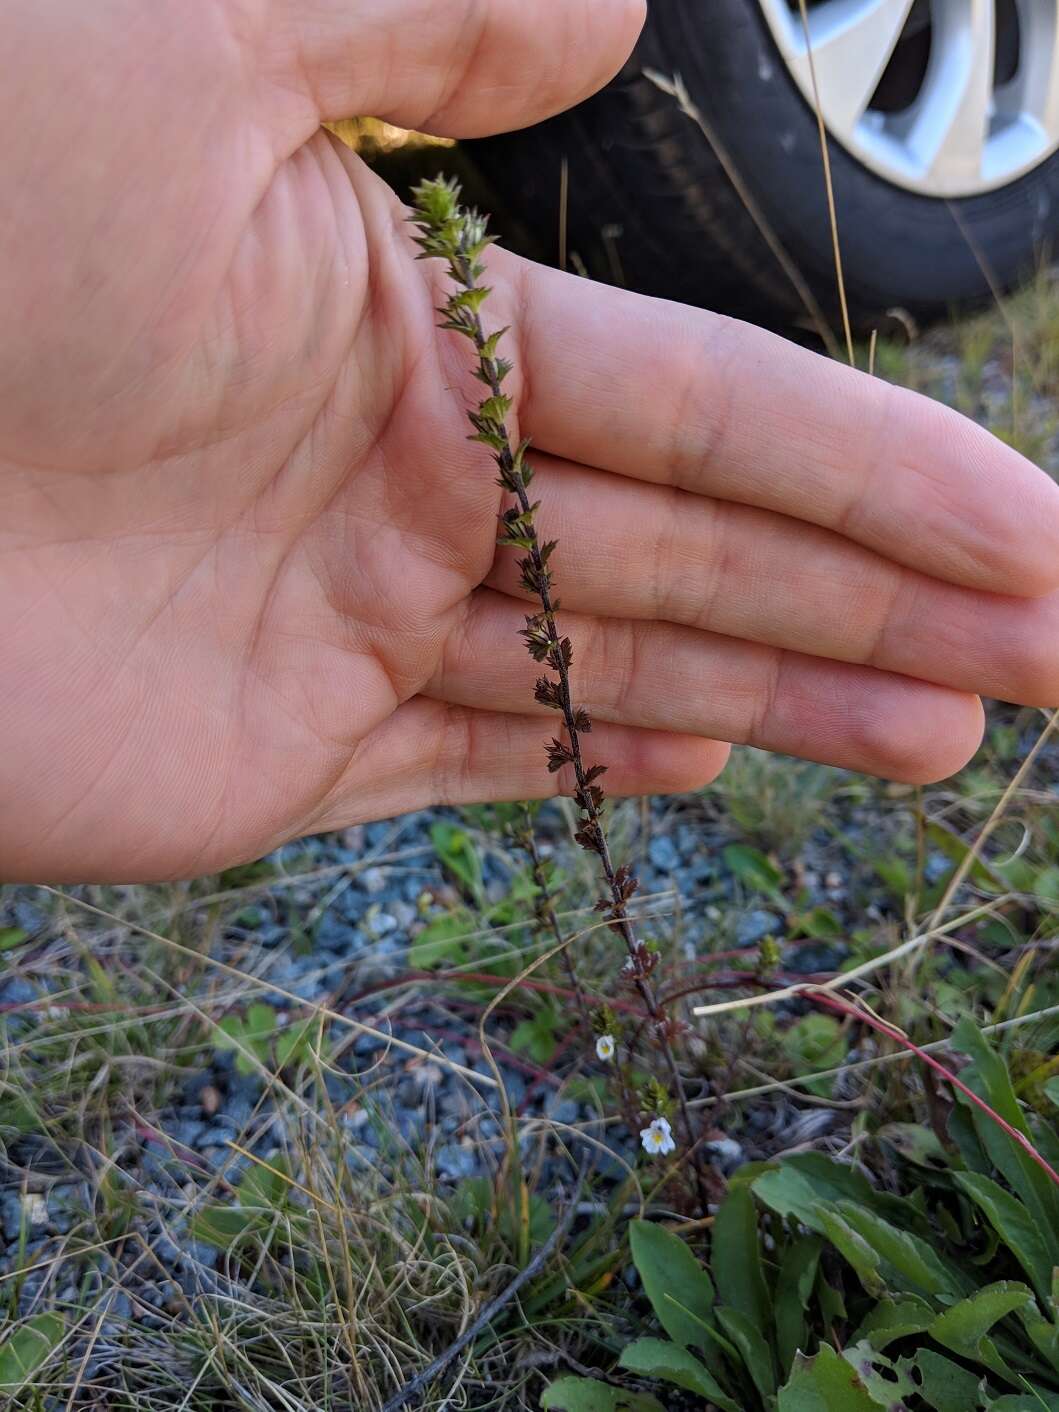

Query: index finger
[502,253,1059,597]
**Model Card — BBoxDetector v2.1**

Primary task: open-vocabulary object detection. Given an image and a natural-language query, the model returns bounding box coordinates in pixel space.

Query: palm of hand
[5,1,1058,882]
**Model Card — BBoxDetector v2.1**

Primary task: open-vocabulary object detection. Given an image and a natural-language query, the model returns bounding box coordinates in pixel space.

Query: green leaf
[509,1008,560,1065]
[952,1020,1059,1247]
[618,1339,740,1411]
[877,1122,950,1168]
[781,1014,847,1097]
[852,1295,935,1351]
[778,1344,881,1410]
[716,1305,776,1402]
[812,1206,886,1298]
[0,927,27,952]
[275,1017,316,1070]
[840,1341,916,1407]
[189,1205,258,1246]
[903,1349,982,1412]
[789,906,842,940]
[834,1199,967,1298]
[775,1236,823,1367]
[955,1171,1057,1304]
[928,1280,1037,1382]
[989,1393,1059,1411]
[0,1313,64,1389]
[712,1185,771,1331]
[239,1156,291,1209]
[628,1219,716,1355]
[410,909,476,969]
[723,843,784,895]
[430,823,484,905]
[539,1379,664,1411]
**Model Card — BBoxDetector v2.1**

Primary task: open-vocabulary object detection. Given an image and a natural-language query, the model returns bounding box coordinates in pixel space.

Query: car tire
[468,0,1059,330]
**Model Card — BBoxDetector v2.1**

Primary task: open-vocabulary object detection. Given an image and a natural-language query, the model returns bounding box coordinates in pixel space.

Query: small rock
[436,1144,478,1181]
[736,909,781,946]
[361,867,387,894]
[704,1137,744,1174]
[648,837,680,873]
[544,1095,579,1127]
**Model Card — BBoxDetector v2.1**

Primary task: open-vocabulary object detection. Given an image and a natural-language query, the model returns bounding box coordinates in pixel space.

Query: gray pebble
[648,837,680,873]
[544,1095,579,1127]
[436,1144,477,1181]
[736,909,781,945]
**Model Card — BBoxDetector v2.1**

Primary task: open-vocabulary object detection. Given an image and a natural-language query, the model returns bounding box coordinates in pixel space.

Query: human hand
[3,0,1058,882]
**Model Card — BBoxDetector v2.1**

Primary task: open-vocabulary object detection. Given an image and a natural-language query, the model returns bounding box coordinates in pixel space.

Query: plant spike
[410,176,701,1169]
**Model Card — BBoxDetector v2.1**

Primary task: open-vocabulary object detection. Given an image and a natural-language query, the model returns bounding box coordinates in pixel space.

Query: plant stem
[447,251,700,1165]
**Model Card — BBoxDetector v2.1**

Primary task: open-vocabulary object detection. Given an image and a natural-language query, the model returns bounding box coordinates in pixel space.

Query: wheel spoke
[792,0,916,133]
[906,0,996,189]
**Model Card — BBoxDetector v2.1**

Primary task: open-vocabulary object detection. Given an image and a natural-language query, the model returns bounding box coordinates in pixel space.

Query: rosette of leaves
[542,1021,1059,1411]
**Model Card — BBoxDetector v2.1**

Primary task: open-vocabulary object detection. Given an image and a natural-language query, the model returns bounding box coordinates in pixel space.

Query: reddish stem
[811,990,1059,1190]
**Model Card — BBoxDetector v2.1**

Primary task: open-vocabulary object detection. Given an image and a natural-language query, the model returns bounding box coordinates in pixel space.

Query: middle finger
[485,453,1059,708]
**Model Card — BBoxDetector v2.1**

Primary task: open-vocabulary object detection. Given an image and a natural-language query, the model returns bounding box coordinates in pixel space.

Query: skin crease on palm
[3,1,1059,885]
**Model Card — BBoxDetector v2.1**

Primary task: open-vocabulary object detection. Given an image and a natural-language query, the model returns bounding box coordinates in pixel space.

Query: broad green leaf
[713,1185,771,1331]
[723,843,784,895]
[275,1016,315,1070]
[952,1020,1059,1247]
[1044,1078,1059,1109]
[790,906,842,940]
[430,822,484,905]
[509,1008,560,1065]
[955,1171,1057,1304]
[756,1152,916,1228]
[813,1205,886,1298]
[239,1156,291,1209]
[775,1236,823,1367]
[835,1199,966,1298]
[245,1002,277,1038]
[716,1305,776,1402]
[778,1344,880,1410]
[905,1349,983,1411]
[189,1206,258,1246]
[0,1313,64,1389]
[628,1219,716,1354]
[929,1281,1037,1382]
[781,1014,847,1098]
[540,1377,665,1411]
[0,927,27,951]
[852,1295,935,1351]
[618,1339,740,1412]
[840,1341,916,1406]
[989,1394,1059,1411]
[410,909,476,969]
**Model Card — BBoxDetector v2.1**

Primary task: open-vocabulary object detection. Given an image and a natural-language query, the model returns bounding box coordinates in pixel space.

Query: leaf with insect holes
[777,1345,881,1410]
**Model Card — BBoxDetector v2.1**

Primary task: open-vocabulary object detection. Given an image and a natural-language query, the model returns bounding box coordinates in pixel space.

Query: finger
[495,250,1059,597]
[425,590,986,783]
[262,0,644,140]
[485,455,1059,707]
[305,698,730,831]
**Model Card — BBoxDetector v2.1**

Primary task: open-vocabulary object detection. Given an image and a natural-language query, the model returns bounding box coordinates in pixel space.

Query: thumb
[261,0,645,140]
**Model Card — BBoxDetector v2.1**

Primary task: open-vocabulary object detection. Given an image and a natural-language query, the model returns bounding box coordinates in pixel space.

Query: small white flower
[595,1034,616,1062]
[640,1116,676,1156]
